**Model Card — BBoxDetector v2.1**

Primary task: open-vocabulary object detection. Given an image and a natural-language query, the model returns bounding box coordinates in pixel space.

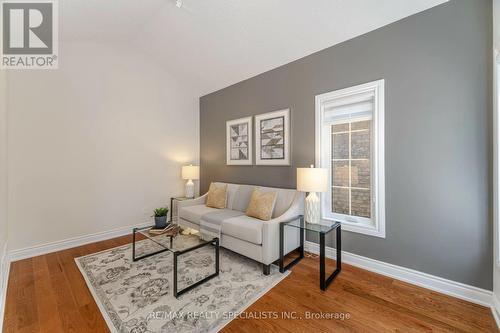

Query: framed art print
[255,109,290,165]
[226,116,253,165]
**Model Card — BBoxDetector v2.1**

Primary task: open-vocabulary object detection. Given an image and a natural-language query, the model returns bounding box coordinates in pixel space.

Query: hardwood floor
[3,235,498,333]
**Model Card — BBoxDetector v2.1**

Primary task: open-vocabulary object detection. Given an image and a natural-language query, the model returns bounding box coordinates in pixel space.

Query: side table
[170,196,190,222]
[279,217,342,291]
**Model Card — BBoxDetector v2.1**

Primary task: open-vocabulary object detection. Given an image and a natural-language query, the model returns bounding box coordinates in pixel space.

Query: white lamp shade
[297,166,328,192]
[182,165,199,180]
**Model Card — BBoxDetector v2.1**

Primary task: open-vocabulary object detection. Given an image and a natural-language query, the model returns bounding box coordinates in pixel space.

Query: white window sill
[323,217,386,238]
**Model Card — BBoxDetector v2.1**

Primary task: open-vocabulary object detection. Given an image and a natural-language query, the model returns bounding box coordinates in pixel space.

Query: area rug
[75,234,289,333]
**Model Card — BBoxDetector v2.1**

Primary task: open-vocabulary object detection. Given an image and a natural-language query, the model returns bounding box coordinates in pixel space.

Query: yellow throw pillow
[246,188,277,221]
[206,183,227,209]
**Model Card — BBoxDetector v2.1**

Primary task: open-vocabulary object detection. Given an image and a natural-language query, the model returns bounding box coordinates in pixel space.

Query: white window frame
[315,79,386,238]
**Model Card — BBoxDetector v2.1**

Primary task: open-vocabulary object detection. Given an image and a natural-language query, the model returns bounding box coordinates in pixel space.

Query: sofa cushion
[201,209,245,224]
[230,184,297,218]
[231,185,254,212]
[245,189,277,221]
[222,215,263,245]
[206,183,227,209]
[212,182,240,210]
[272,188,297,218]
[179,205,219,225]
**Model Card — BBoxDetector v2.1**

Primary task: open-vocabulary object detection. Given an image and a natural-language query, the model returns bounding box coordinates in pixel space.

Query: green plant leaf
[153,206,169,217]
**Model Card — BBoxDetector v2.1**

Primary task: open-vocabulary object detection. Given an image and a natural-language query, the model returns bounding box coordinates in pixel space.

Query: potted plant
[153,207,169,228]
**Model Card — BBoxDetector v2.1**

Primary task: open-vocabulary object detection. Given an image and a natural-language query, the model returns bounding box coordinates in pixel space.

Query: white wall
[7,42,199,251]
[0,70,7,253]
[0,62,9,327]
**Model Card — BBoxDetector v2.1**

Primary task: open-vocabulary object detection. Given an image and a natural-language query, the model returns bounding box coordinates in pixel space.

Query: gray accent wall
[200,0,493,289]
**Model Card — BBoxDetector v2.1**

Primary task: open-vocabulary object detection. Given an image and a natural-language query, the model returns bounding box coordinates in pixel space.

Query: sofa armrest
[261,192,304,264]
[177,194,208,210]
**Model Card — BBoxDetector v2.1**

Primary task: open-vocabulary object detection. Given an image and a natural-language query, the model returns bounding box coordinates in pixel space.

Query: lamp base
[185,179,195,198]
[305,192,320,224]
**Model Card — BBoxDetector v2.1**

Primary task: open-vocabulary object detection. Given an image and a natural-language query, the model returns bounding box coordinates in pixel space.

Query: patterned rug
[75,234,289,333]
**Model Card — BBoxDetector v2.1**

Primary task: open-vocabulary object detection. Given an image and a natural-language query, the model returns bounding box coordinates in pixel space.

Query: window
[315,80,385,238]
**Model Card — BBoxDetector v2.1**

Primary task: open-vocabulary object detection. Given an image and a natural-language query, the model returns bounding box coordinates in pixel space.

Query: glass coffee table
[279,216,341,290]
[132,225,219,298]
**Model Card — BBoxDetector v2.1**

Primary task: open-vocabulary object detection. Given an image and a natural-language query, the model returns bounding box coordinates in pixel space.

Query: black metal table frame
[170,197,176,222]
[279,216,342,291]
[132,225,219,298]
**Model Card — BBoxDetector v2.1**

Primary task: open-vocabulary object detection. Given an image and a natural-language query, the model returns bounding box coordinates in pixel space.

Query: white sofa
[176,182,304,274]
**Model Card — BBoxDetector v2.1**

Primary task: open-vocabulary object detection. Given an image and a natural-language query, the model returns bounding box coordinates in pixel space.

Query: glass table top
[284,218,340,234]
[134,225,213,253]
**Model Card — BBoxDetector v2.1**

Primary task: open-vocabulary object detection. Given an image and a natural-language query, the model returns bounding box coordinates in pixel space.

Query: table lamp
[182,164,199,198]
[297,165,328,224]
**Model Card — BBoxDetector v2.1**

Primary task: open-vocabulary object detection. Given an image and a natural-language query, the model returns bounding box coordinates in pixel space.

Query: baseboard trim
[304,241,493,307]
[0,241,10,333]
[491,294,500,329]
[9,222,150,262]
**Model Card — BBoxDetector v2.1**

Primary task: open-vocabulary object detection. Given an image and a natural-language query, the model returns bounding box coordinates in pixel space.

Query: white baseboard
[492,294,500,329]
[0,241,11,333]
[9,222,150,262]
[304,241,493,308]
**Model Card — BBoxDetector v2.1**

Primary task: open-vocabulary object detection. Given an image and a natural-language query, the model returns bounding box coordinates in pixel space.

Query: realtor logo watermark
[1,0,58,69]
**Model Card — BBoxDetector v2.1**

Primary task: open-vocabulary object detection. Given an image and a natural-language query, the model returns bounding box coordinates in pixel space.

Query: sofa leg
[263,264,271,275]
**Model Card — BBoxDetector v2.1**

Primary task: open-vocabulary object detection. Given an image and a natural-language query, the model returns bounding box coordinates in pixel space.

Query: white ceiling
[61,0,448,96]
